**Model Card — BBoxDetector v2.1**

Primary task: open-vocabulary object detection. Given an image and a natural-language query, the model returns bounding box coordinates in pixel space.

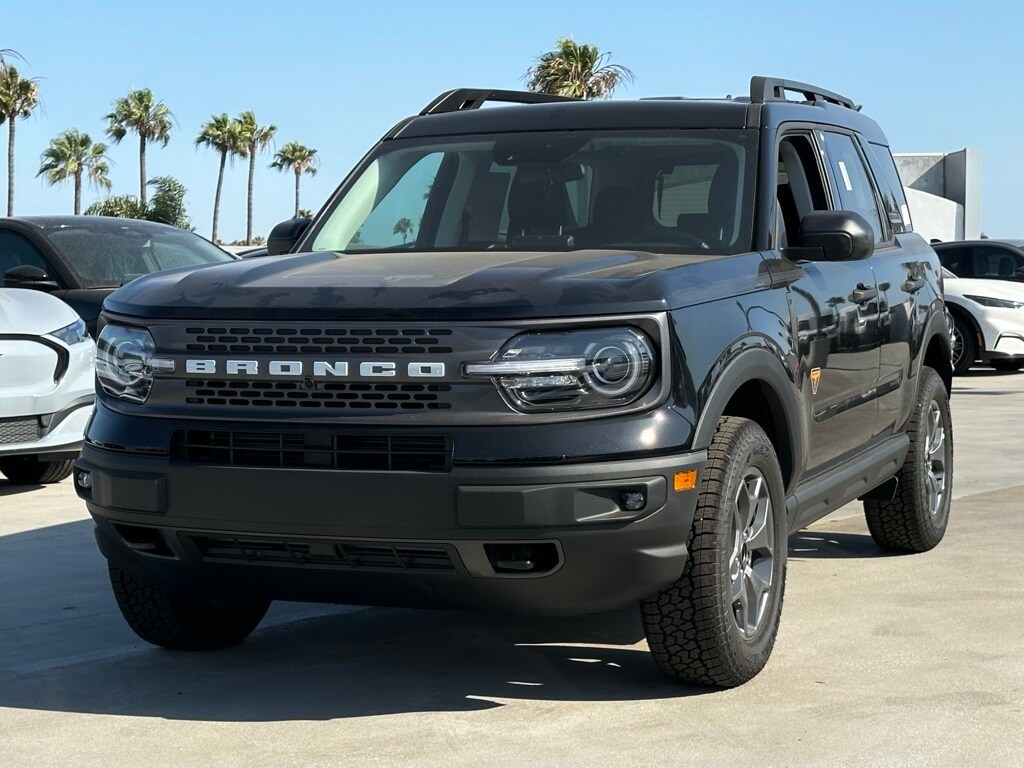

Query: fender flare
[915,306,955,385]
[692,347,806,491]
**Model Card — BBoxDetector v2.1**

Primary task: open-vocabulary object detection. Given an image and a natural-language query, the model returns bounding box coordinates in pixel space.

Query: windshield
[309,130,757,256]
[46,225,234,288]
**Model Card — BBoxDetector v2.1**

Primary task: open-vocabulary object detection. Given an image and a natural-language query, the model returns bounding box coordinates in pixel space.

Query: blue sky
[4,0,1021,241]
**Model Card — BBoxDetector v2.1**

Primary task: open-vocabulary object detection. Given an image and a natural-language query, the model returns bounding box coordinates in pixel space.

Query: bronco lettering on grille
[183,360,445,378]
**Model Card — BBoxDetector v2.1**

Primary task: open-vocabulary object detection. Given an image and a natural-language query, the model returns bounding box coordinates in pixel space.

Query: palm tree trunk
[139,135,147,207]
[294,170,300,218]
[212,150,226,243]
[246,147,255,244]
[6,116,14,217]
[73,172,82,215]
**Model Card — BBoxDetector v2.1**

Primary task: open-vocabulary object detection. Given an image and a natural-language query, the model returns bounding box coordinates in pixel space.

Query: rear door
[819,132,927,440]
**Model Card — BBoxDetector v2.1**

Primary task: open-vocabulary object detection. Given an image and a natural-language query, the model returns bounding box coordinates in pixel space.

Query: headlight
[49,318,89,345]
[465,327,656,412]
[964,295,1024,309]
[95,324,174,403]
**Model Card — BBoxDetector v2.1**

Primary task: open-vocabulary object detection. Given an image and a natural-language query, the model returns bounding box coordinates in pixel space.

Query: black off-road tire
[0,456,75,485]
[109,564,271,650]
[864,367,953,553]
[641,417,787,688]
[950,314,976,375]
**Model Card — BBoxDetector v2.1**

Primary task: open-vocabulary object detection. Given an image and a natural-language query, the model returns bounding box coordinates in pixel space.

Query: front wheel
[641,416,787,687]
[0,456,75,485]
[109,564,270,650]
[864,367,953,553]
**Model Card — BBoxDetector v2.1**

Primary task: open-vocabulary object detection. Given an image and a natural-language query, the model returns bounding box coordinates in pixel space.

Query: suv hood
[0,288,81,335]
[103,249,767,321]
[945,276,1024,302]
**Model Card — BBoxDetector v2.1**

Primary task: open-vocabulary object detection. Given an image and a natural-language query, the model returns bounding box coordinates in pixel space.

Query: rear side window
[819,131,885,243]
[867,143,913,234]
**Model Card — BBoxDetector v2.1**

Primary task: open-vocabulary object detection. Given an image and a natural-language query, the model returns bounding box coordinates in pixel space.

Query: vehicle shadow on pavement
[0,480,45,497]
[0,520,711,722]
[788,530,890,559]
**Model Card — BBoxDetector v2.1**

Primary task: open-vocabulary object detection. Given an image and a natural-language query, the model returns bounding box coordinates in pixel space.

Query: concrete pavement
[1,369,1022,767]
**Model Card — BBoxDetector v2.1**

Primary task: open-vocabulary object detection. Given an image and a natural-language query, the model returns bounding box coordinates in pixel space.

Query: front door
[774,131,881,474]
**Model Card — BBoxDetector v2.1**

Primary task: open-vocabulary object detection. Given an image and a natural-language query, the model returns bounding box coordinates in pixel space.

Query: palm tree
[104,88,173,207]
[525,37,634,100]
[195,113,244,243]
[393,217,414,243]
[0,66,40,216]
[270,142,318,218]
[37,130,111,214]
[234,111,277,244]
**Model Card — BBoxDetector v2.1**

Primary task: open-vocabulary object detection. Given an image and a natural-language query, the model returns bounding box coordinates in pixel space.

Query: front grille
[188,534,455,571]
[0,417,41,446]
[177,429,453,472]
[182,326,454,355]
[182,380,454,410]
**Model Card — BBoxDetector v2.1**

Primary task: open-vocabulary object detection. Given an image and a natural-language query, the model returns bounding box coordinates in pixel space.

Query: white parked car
[939,266,1024,374]
[0,289,94,484]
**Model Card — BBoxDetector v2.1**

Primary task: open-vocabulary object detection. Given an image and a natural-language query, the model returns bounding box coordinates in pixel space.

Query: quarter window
[820,132,885,243]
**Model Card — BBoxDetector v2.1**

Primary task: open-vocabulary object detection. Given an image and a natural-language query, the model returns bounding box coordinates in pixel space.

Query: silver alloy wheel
[729,469,775,636]
[923,401,947,516]
[950,324,965,369]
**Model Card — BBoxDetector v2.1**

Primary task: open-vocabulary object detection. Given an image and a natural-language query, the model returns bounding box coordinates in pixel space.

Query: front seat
[578,186,644,247]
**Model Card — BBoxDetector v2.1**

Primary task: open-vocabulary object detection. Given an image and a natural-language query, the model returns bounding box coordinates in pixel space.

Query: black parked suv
[76,78,953,687]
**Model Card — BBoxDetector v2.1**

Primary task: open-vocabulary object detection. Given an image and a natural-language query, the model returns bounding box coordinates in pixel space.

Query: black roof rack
[420,88,578,116]
[749,76,856,109]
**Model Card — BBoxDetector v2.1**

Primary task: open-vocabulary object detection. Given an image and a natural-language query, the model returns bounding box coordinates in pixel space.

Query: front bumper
[975,307,1024,361]
[0,399,93,458]
[76,443,704,616]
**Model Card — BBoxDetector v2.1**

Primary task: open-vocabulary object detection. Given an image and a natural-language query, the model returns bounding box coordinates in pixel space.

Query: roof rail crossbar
[420,88,578,116]
[749,76,855,109]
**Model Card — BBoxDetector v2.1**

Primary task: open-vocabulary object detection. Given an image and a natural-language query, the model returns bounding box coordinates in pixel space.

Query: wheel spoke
[746,506,772,555]
[742,572,760,632]
[930,426,945,456]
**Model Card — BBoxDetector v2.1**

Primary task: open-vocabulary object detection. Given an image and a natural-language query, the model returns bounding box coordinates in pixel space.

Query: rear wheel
[109,564,270,650]
[0,456,75,485]
[641,417,787,687]
[950,314,976,375]
[864,367,952,553]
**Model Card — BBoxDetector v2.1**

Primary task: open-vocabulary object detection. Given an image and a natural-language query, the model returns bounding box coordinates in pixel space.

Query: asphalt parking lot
[1,370,1022,768]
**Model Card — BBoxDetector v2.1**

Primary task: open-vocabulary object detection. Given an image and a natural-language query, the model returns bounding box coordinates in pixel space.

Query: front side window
[0,231,52,276]
[46,226,234,288]
[819,131,885,243]
[309,130,757,256]
[937,246,972,277]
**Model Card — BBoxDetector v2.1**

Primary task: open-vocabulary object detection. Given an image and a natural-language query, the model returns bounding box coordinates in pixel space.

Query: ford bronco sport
[76,77,953,687]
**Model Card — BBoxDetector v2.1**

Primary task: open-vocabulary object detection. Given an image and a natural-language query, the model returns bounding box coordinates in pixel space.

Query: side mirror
[3,264,61,292]
[267,217,312,256]
[796,210,874,262]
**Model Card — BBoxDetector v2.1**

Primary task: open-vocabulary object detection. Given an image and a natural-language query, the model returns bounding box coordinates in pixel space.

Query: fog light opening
[76,471,93,490]
[484,543,559,575]
[112,524,175,558]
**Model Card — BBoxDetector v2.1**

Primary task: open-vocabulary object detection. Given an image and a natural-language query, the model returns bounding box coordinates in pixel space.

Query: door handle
[849,284,878,303]
[902,277,926,293]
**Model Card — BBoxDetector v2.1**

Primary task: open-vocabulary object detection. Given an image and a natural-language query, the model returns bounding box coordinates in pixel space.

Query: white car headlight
[95,324,174,403]
[49,318,89,345]
[964,295,1024,309]
[465,327,656,412]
